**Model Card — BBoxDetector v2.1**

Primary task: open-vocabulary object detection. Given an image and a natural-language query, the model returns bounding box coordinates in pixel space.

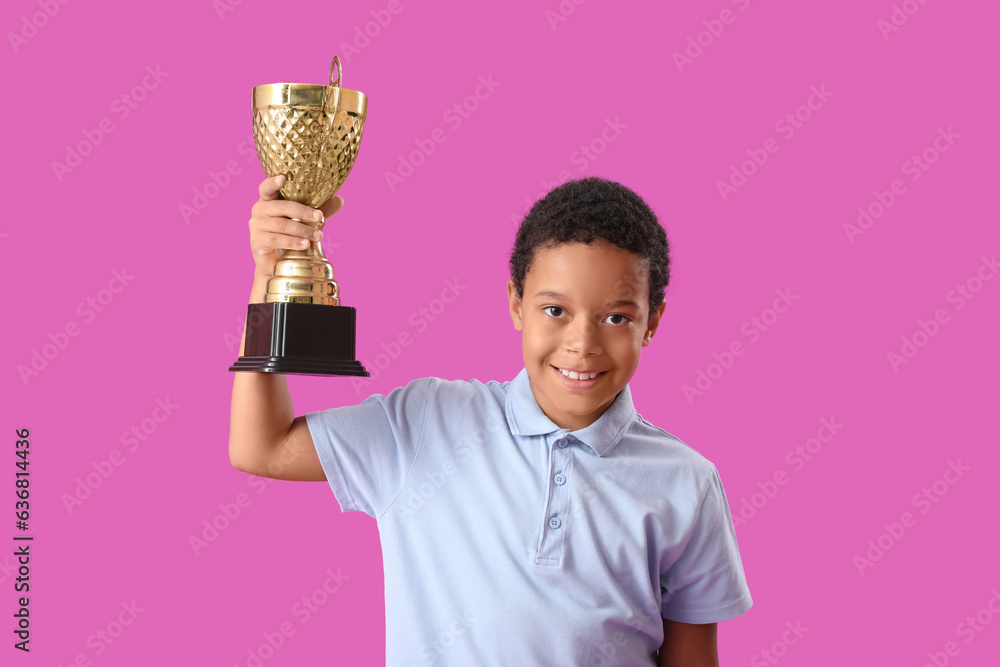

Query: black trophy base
[229,302,369,377]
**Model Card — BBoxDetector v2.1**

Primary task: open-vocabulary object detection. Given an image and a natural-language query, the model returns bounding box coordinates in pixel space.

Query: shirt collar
[504,366,636,457]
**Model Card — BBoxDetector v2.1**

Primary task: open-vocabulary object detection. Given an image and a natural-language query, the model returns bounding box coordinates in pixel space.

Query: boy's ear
[507,279,523,331]
[642,302,665,346]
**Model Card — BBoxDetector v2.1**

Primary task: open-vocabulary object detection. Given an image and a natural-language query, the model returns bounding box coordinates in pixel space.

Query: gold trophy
[230,56,369,376]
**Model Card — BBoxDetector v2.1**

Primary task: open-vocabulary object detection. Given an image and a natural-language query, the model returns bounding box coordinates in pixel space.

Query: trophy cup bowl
[229,56,370,377]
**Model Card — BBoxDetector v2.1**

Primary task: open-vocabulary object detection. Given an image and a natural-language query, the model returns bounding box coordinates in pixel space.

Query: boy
[229,174,752,666]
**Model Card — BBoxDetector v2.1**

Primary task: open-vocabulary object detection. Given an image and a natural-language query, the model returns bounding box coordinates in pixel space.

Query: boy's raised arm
[228,175,344,481]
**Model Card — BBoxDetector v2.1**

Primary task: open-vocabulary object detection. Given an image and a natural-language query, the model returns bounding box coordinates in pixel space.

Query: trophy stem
[279,238,325,261]
[265,232,341,305]
[272,208,327,261]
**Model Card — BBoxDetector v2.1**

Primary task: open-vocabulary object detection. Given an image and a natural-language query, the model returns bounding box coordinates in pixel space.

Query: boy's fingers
[267,217,321,240]
[259,174,286,201]
[259,233,313,250]
[319,195,344,220]
[272,235,310,249]
[263,199,323,223]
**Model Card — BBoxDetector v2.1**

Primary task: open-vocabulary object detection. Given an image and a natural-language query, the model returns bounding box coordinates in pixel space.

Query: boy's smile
[508,241,665,432]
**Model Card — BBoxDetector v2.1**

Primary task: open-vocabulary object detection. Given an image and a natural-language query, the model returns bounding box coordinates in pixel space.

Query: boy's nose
[563,320,602,355]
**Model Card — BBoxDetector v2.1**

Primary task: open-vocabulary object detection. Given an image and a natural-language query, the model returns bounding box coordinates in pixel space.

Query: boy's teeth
[559,368,599,380]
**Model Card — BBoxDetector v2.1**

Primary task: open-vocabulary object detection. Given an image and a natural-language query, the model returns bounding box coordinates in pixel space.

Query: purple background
[4,0,999,665]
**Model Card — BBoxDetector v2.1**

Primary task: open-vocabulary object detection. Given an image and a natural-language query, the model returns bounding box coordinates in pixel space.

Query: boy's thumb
[320,195,344,220]
[259,174,285,200]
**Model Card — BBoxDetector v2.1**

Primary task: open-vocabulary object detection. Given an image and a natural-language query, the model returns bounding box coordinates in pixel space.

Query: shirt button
[556,439,568,448]
[554,473,566,485]
[548,516,561,529]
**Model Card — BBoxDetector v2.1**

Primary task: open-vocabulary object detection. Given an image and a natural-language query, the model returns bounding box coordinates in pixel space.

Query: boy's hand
[248,174,345,280]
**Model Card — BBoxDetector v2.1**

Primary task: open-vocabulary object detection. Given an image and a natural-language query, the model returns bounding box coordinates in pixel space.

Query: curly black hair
[508,177,671,319]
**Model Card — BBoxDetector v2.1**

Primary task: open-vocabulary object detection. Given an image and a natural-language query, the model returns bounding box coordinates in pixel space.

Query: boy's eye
[542,307,630,325]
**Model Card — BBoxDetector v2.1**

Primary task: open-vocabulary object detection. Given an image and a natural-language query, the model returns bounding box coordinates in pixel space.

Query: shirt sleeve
[660,463,753,624]
[304,377,435,519]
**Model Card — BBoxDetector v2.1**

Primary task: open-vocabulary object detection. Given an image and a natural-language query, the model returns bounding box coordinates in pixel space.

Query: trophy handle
[329,56,342,88]
[322,56,342,114]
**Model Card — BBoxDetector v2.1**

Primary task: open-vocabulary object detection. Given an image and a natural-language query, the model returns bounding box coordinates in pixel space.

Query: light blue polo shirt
[305,367,752,666]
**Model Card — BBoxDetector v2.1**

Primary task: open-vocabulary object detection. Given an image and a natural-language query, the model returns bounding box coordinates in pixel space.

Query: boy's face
[507,241,665,432]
